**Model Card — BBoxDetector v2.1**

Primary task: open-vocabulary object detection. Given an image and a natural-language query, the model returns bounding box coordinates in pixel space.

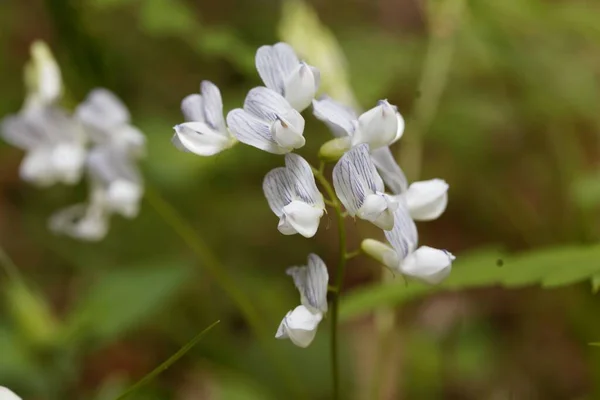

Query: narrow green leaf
[115,320,220,400]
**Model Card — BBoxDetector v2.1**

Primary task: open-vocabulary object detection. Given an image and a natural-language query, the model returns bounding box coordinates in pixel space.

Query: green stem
[0,245,24,284]
[115,320,220,400]
[312,166,347,400]
[144,186,304,398]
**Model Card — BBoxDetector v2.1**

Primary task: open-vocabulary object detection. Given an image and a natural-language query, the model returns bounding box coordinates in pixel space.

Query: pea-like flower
[263,154,325,238]
[313,96,404,150]
[0,386,21,400]
[276,254,329,348]
[256,42,320,112]
[227,87,306,154]
[172,80,237,156]
[1,106,86,187]
[333,144,399,230]
[76,88,146,155]
[371,146,449,221]
[49,144,144,241]
[362,204,455,284]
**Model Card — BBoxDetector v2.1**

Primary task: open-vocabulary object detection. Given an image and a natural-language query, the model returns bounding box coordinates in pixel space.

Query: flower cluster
[174,42,456,347]
[0,42,145,241]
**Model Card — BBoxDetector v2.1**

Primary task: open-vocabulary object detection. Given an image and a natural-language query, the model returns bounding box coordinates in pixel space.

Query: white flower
[76,88,145,155]
[333,144,398,230]
[172,80,237,156]
[371,146,449,221]
[23,41,62,109]
[276,254,328,348]
[227,87,306,154]
[256,42,320,112]
[0,386,22,400]
[49,145,143,241]
[263,154,324,238]
[313,96,404,150]
[1,106,86,187]
[364,204,455,284]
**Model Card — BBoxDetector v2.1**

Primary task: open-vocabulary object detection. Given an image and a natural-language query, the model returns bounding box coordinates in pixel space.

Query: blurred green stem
[144,186,304,399]
[0,245,24,284]
[372,0,466,398]
[312,165,347,400]
[115,320,220,400]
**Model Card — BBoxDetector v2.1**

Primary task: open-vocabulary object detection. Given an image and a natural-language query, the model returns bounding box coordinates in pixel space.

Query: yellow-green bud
[24,40,62,107]
[361,239,399,270]
[318,136,351,161]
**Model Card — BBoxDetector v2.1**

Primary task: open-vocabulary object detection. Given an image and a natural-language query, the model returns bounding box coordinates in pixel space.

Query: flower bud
[361,239,399,270]
[318,136,351,161]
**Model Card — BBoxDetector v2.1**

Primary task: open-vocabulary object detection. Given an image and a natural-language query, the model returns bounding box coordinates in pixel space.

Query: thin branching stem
[144,185,304,399]
[311,165,346,400]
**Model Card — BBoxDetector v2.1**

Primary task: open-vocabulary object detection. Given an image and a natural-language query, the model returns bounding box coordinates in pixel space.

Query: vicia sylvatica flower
[50,144,144,241]
[76,88,145,155]
[256,42,320,112]
[362,204,455,284]
[313,96,404,150]
[371,146,449,221]
[333,144,399,230]
[276,254,328,348]
[1,106,86,187]
[0,386,21,400]
[263,154,325,238]
[227,87,306,154]
[172,80,237,156]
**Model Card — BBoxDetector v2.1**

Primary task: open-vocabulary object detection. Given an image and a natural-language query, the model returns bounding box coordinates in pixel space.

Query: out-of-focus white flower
[1,106,86,187]
[49,145,143,241]
[313,96,404,150]
[276,254,328,348]
[23,40,62,109]
[76,88,145,155]
[371,146,449,221]
[263,154,324,238]
[227,87,305,154]
[172,80,237,156]
[0,386,22,400]
[362,205,455,284]
[333,144,398,230]
[256,42,320,112]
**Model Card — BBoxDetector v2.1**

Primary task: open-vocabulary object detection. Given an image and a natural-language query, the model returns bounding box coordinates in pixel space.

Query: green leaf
[139,0,196,36]
[66,262,190,342]
[341,244,600,321]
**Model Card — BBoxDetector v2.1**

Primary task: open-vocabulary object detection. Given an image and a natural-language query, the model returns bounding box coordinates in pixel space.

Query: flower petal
[404,179,449,221]
[181,94,204,122]
[281,200,323,238]
[371,146,408,194]
[271,113,305,150]
[243,86,293,122]
[200,81,227,132]
[284,154,323,207]
[173,122,234,156]
[50,142,86,184]
[1,114,44,150]
[256,42,299,94]
[19,147,57,186]
[361,239,400,270]
[400,246,455,284]
[333,144,384,215]
[76,88,130,131]
[48,202,109,241]
[284,63,319,112]
[263,167,294,216]
[106,179,143,218]
[312,96,357,137]
[0,386,22,400]
[227,108,285,154]
[87,145,141,186]
[286,253,329,313]
[275,305,322,348]
[384,204,419,261]
[353,100,399,149]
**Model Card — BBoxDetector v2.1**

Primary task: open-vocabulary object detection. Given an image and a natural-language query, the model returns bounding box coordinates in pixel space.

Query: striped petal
[275,305,322,348]
[200,81,227,132]
[312,96,357,137]
[371,146,408,194]
[256,42,299,94]
[227,108,285,154]
[181,94,204,122]
[286,253,329,313]
[384,204,419,264]
[284,154,323,206]
[263,167,293,216]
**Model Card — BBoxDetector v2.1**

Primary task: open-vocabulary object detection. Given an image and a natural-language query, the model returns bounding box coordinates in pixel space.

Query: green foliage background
[1,0,600,398]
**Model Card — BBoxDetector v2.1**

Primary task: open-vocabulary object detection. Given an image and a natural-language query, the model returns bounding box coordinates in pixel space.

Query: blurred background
[2,0,600,399]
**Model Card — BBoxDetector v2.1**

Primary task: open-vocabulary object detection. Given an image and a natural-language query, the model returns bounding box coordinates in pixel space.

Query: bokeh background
[2,0,600,399]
